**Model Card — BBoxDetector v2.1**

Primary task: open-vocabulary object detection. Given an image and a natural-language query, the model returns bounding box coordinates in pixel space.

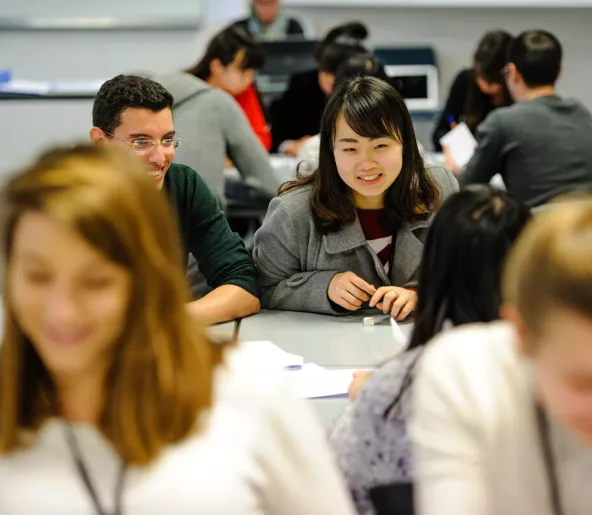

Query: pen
[447,114,457,129]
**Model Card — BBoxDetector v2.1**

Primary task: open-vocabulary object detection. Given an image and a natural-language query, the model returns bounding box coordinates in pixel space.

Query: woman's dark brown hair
[281,76,440,233]
[0,144,227,466]
[186,25,265,81]
[465,30,514,132]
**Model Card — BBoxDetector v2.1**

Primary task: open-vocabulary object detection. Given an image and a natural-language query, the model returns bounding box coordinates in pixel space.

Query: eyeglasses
[105,132,183,154]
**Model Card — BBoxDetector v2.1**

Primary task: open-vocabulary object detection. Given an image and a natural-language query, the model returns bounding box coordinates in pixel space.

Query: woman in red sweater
[186,26,271,151]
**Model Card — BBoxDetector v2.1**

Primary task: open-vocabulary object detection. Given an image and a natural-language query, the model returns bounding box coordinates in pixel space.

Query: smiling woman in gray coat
[253,77,458,317]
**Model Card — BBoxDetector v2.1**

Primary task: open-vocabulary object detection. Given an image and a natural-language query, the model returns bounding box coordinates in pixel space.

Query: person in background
[432,30,513,151]
[0,144,357,515]
[410,199,592,515]
[90,75,260,326]
[253,77,458,317]
[271,22,369,155]
[297,53,428,172]
[233,0,314,41]
[156,39,278,210]
[185,25,271,152]
[297,53,390,172]
[459,30,592,207]
[329,186,531,515]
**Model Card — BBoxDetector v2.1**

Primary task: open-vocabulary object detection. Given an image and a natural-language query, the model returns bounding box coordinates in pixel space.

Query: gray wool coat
[252,164,459,314]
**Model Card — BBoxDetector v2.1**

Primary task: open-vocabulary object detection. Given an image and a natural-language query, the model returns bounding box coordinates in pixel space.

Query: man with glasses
[90,74,260,325]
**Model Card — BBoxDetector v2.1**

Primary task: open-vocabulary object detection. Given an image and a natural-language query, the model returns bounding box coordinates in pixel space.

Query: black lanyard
[64,423,127,515]
[535,403,565,515]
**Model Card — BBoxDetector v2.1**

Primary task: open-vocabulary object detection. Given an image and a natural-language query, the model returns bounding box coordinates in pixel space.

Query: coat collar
[323,217,429,286]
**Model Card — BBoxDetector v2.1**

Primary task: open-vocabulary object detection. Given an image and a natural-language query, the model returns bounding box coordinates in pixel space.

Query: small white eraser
[363,317,375,326]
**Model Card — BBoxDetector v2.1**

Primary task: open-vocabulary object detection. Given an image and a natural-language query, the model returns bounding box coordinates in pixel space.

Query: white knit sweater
[410,321,592,515]
[0,345,355,515]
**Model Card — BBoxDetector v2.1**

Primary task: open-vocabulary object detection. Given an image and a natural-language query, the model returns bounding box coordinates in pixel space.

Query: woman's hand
[283,136,311,157]
[348,370,375,401]
[328,272,376,311]
[369,287,418,321]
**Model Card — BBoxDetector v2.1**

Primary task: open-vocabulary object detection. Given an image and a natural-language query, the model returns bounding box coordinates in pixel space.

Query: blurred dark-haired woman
[432,30,514,151]
[330,185,531,515]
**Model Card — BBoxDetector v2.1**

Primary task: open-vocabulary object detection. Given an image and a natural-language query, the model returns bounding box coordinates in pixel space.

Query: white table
[235,310,411,367]
[230,310,413,429]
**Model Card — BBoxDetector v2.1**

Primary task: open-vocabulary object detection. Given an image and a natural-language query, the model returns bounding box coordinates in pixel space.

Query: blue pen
[447,114,457,129]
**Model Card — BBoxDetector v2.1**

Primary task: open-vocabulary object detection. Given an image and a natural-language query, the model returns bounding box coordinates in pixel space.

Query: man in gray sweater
[157,72,279,209]
[459,30,592,207]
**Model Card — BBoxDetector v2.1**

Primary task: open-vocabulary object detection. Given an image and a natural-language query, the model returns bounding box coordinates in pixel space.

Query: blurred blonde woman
[0,144,355,515]
[410,200,592,515]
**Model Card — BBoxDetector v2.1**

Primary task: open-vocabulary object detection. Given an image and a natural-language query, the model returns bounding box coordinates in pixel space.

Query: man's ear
[90,127,107,146]
[210,58,223,77]
[507,63,520,86]
[501,303,535,357]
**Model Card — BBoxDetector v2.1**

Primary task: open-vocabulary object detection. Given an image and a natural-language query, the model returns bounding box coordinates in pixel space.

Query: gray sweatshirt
[460,95,592,207]
[156,72,279,207]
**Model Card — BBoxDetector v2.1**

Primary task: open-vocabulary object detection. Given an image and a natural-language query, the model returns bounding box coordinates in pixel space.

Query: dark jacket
[270,69,326,152]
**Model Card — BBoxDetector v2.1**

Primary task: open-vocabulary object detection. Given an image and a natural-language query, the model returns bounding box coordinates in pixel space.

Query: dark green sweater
[164,163,259,298]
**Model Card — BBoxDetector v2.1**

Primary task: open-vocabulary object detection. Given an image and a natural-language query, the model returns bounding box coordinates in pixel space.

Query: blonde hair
[0,144,226,465]
[503,199,592,336]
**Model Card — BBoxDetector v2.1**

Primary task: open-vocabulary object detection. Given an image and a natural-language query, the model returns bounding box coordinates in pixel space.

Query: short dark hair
[334,53,388,87]
[187,26,265,81]
[281,76,440,233]
[508,30,562,87]
[315,22,368,74]
[93,75,174,135]
[408,186,532,350]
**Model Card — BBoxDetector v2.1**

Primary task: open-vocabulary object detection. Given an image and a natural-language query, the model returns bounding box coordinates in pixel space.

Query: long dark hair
[280,76,439,233]
[314,22,369,74]
[384,186,531,417]
[408,185,531,350]
[186,25,265,81]
[465,30,514,131]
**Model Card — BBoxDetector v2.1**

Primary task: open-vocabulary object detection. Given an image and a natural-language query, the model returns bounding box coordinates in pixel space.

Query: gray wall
[287,6,592,109]
[2,4,591,176]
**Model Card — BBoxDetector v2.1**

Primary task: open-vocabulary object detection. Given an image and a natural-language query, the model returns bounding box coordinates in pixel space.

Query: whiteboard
[0,0,204,29]
[285,0,592,6]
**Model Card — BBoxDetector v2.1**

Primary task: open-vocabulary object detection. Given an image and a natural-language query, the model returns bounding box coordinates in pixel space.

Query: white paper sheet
[239,340,304,369]
[287,364,367,399]
[439,122,477,168]
[390,317,408,349]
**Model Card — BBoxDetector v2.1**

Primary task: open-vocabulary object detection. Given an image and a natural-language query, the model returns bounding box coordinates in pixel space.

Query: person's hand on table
[369,286,417,321]
[348,370,375,401]
[283,136,312,157]
[328,272,376,311]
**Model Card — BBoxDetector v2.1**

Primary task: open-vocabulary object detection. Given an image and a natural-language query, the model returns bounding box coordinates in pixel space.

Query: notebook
[439,122,477,168]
